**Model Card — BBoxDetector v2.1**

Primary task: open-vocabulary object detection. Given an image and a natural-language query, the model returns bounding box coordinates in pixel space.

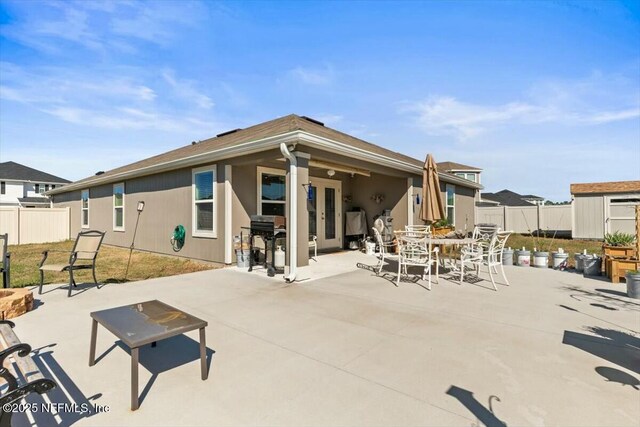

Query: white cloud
[0,0,206,54]
[289,65,335,85]
[0,63,217,133]
[162,69,214,109]
[403,73,640,139]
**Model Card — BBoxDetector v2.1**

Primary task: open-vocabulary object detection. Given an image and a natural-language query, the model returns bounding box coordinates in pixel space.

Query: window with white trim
[257,167,286,216]
[445,184,455,225]
[113,183,125,231]
[81,189,89,228]
[192,166,217,237]
[455,172,477,182]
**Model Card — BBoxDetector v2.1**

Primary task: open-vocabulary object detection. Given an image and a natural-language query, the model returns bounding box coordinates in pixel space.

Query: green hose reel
[171,225,186,252]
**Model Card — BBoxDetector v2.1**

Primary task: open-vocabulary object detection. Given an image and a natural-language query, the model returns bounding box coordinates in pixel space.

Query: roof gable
[0,161,70,183]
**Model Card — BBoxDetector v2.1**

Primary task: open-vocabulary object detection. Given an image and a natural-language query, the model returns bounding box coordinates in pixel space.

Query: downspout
[280,143,297,282]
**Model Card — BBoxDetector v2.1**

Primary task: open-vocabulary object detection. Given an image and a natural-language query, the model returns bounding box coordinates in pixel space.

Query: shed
[571,180,640,239]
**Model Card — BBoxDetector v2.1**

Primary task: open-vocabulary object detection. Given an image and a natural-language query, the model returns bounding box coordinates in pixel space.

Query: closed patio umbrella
[421,154,446,223]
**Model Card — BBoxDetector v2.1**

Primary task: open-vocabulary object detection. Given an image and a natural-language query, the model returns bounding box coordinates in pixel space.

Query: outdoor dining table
[426,237,477,271]
[89,300,208,410]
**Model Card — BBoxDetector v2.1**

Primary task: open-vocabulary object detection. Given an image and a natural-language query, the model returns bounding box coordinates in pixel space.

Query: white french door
[308,178,342,250]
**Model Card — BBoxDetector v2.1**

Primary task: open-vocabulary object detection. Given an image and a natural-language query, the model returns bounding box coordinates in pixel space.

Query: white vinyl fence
[476,205,572,234]
[0,207,71,245]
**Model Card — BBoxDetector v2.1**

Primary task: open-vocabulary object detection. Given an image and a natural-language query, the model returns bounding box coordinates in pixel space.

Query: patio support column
[286,152,310,268]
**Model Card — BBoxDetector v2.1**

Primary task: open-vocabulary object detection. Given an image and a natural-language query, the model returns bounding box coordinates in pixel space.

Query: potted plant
[603,231,636,258]
[626,270,640,299]
[432,218,454,236]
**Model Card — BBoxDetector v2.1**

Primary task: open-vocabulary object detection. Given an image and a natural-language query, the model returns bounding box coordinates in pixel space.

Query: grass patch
[506,234,602,267]
[7,240,215,288]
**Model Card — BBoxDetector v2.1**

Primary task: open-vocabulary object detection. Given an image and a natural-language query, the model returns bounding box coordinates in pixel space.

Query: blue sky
[1,0,638,201]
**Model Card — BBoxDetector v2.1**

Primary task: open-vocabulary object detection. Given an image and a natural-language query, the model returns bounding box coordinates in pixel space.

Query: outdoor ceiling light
[327,169,336,177]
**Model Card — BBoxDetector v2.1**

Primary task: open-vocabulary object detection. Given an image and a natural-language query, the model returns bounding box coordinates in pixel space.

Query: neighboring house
[0,161,70,207]
[571,180,640,239]
[48,114,482,268]
[437,161,482,185]
[479,189,544,207]
[521,194,546,206]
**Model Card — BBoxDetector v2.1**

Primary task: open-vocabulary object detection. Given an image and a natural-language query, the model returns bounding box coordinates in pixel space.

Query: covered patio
[11,250,639,426]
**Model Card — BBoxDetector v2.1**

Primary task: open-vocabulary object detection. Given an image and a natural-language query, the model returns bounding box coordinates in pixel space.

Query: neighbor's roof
[0,161,70,183]
[437,161,482,171]
[49,114,482,194]
[18,197,50,205]
[570,180,640,195]
[481,189,535,207]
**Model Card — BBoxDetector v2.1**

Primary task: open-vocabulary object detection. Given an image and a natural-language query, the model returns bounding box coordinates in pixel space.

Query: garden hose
[171,225,186,252]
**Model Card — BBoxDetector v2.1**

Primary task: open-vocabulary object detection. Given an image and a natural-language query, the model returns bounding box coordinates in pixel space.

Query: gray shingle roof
[0,161,70,183]
[481,190,535,206]
[437,161,482,171]
[18,197,50,205]
[48,114,483,192]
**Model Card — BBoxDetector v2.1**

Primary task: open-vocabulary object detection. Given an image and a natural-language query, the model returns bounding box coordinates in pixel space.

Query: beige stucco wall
[53,165,228,264]
[52,146,478,264]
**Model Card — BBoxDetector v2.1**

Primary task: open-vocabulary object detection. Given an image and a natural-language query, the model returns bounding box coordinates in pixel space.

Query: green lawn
[7,240,215,288]
[506,234,603,267]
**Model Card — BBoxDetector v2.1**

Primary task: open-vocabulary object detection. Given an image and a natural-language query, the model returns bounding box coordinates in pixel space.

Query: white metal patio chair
[372,227,396,275]
[309,235,318,261]
[460,230,512,291]
[405,224,431,235]
[396,233,439,289]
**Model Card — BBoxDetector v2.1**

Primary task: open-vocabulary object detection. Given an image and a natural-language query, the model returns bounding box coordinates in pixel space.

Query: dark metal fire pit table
[89,300,208,410]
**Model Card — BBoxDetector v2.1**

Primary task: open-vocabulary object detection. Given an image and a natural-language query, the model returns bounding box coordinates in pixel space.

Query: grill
[248,215,286,276]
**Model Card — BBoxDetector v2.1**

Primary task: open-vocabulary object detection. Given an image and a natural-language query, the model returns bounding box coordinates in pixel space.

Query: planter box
[610,259,640,284]
[432,226,454,236]
[603,245,637,259]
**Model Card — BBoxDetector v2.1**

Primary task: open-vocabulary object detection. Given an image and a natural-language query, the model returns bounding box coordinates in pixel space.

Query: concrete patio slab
[7,251,640,426]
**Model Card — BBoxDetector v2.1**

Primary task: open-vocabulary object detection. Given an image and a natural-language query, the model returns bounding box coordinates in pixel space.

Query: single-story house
[571,180,640,239]
[48,114,482,273]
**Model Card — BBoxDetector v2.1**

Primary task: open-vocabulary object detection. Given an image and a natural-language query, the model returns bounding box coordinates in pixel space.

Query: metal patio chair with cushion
[39,230,106,297]
[396,233,439,289]
[460,230,512,291]
[372,227,396,275]
[0,234,10,288]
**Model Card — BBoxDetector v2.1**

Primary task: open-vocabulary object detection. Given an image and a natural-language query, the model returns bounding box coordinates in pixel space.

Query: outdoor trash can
[582,255,602,277]
[236,249,251,268]
[502,249,514,266]
[574,254,586,273]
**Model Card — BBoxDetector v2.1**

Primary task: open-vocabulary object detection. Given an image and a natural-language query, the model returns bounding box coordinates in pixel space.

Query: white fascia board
[297,132,422,174]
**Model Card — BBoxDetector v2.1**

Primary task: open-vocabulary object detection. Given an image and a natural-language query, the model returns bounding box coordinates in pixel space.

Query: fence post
[537,204,542,232]
[66,207,71,240]
[16,207,20,245]
[503,205,508,230]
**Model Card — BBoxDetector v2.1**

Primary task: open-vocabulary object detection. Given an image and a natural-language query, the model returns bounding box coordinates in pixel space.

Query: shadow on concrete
[446,385,507,426]
[562,327,640,374]
[561,286,640,311]
[110,335,215,405]
[595,366,639,390]
[595,288,629,298]
[590,303,618,311]
[9,344,102,427]
[358,259,434,289]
